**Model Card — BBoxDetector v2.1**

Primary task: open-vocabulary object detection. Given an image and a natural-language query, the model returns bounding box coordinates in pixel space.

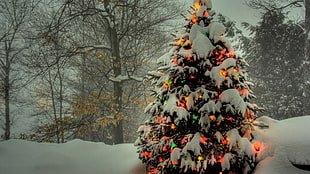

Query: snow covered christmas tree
[135,0,259,173]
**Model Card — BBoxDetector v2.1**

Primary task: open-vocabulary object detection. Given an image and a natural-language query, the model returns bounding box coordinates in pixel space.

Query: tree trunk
[58,67,64,143]
[303,0,310,115]
[4,65,10,140]
[4,42,11,140]
[110,27,124,144]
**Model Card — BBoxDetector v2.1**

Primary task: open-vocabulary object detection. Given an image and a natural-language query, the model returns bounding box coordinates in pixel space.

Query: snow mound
[0,139,142,174]
[1,116,310,174]
[253,116,310,174]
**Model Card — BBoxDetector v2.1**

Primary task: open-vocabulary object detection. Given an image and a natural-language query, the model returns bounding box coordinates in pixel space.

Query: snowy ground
[1,116,310,174]
[0,139,144,174]
[253,115,310,174]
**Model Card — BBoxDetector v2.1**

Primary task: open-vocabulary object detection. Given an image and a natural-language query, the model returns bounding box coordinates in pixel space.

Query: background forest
[0,0,309,144]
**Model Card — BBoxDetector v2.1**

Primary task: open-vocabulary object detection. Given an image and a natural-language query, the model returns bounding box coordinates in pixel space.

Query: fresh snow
[193,32,215,59]
[253,116,310,174]
[207,22,226,43]
[110,75,143,82]
[0,139,143,174]
[1,116,310,174]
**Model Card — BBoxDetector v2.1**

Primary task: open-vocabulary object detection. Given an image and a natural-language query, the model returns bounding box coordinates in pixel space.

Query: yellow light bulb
[194,3,200,9]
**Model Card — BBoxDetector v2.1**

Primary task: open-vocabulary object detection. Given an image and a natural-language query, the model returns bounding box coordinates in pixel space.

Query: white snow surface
[1,116,310,174]
[192,32,215,59]
[253,116,310,174]
[220,89,247,115]
[207,22,226,43]
[0,139,142,174]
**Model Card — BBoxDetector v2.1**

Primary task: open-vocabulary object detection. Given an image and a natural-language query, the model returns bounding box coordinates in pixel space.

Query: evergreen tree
[135,1,259,173]
[243,9,304,119]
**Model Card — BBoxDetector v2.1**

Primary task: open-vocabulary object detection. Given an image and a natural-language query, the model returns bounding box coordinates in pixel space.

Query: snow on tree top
[189,24,209,43]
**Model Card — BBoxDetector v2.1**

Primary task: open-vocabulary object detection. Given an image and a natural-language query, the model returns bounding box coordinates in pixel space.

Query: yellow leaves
[95,51,110,60]
[35,99,52,111]
[69,91,127,136]
[113,62,121,68]
[70,93,114,117]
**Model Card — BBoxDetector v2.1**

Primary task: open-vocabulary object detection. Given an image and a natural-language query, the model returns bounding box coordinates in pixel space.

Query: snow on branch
[109,74,143,82]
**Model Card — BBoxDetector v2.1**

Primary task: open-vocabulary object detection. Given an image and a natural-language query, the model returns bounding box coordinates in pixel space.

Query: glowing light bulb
[177,40,183,45]
[209,115,216,121]
[184,96,189,101]
[200,137,208,143]
[192,17,198,23]
[163,81,169,88]
[190,75,196,79]
[171,124,176,129]
[220,69,228,77]
[194,3,200,9]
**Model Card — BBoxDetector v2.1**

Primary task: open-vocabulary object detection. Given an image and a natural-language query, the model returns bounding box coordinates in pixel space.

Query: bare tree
[0,0,39,140]
[47,0,181,144]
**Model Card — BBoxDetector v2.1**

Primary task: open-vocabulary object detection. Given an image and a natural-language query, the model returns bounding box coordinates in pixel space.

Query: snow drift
[0,116,310,174]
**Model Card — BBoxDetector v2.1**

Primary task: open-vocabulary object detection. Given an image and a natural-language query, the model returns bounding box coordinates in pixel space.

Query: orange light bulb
[220,69,228,76]
[209,115,216,121]
[192,17,198,23]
